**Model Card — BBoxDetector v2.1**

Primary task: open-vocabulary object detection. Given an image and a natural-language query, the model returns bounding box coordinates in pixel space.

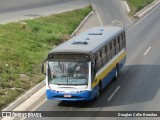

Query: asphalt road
[1,0,159,119]
[17,0,160,120]
[0,0,89,23]
[25,1,160,120]
[0,0,132,26]
[92,0,133,27]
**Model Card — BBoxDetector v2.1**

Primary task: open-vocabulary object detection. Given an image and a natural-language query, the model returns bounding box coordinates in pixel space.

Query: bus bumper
[46,89,93,101]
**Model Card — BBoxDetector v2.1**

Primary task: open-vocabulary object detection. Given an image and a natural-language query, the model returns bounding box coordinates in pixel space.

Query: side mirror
[41,59,47,75]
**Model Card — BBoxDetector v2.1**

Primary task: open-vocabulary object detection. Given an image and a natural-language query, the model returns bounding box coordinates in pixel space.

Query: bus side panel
[92,50,126,99]
[100,55,126,90]
[118,56,126,72]
[92,85,99,99]
[101,69,115,90]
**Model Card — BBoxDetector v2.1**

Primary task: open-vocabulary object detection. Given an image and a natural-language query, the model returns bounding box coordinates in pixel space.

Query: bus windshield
[48,61,89,85]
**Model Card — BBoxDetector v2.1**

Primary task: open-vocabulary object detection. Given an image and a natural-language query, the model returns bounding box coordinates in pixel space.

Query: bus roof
[49,26,124,55]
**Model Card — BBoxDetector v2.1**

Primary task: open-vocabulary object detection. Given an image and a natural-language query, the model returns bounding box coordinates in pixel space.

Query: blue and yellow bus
[41,26,126,101]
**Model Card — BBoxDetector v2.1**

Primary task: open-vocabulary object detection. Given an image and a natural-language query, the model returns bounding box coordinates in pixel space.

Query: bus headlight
[49,87,59,93]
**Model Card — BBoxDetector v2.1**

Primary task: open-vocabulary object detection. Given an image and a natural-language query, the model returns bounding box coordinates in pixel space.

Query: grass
[0,6,92,110]
[127,0,155,15]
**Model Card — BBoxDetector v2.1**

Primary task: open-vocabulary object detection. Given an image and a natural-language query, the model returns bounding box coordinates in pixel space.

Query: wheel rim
[115,69,118,78]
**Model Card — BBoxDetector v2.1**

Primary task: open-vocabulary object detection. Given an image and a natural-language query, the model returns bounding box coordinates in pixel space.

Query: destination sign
[48,53,90,60]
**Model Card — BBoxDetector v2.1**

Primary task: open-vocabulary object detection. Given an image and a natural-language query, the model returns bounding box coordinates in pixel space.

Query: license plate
[64,94,71,98]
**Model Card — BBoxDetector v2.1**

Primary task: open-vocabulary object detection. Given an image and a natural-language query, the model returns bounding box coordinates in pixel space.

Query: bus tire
[113,65,118,81]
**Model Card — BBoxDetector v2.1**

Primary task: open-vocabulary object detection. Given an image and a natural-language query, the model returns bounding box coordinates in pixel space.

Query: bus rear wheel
[113,66,118,81]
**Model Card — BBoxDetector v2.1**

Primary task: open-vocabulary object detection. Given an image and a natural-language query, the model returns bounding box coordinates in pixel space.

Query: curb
[123,1,130,13]
[134,0,160,18]
[2,80,45,111]
[1,86,46,120]
[70,10,94,37]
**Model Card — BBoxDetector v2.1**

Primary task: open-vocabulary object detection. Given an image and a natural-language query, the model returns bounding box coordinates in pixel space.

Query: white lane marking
[111,20,124,28]
[127,4,160,32]
[92,5,103,26]
[107,86,121,101]
[31,98,47,111]
[133,24,136,27]
[144,47,151,56]
[112,20,122,24]
[131,26,134,29]
[136,3,160,25]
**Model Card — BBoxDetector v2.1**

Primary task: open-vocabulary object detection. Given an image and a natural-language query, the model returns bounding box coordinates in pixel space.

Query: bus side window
[115,39,117,55]
[94,54,98,71]
[107,43,112,61]
[123,32,126,47]
[124,31,126,40]
[121,32,123,40]
[102,47,106,57]
[101,47,107,66]
[96,51,102,71]
[120,34,123,50]
[97,51,101,59]
[114,39,116,47]
[105,46,108,53]
[116,36,121,53]
[100,50,102,58]
[121,32,124,48]
[111,41,115,57]
[105,45,108,62]
[114,39,117,55]
[93,55,97,73]
[99,51,103,68]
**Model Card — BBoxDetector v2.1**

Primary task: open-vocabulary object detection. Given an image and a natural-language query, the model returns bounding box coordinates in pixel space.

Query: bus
[41,26,126,101]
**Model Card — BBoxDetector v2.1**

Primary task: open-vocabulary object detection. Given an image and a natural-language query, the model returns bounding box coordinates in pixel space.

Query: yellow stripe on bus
[92,51,126,88]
